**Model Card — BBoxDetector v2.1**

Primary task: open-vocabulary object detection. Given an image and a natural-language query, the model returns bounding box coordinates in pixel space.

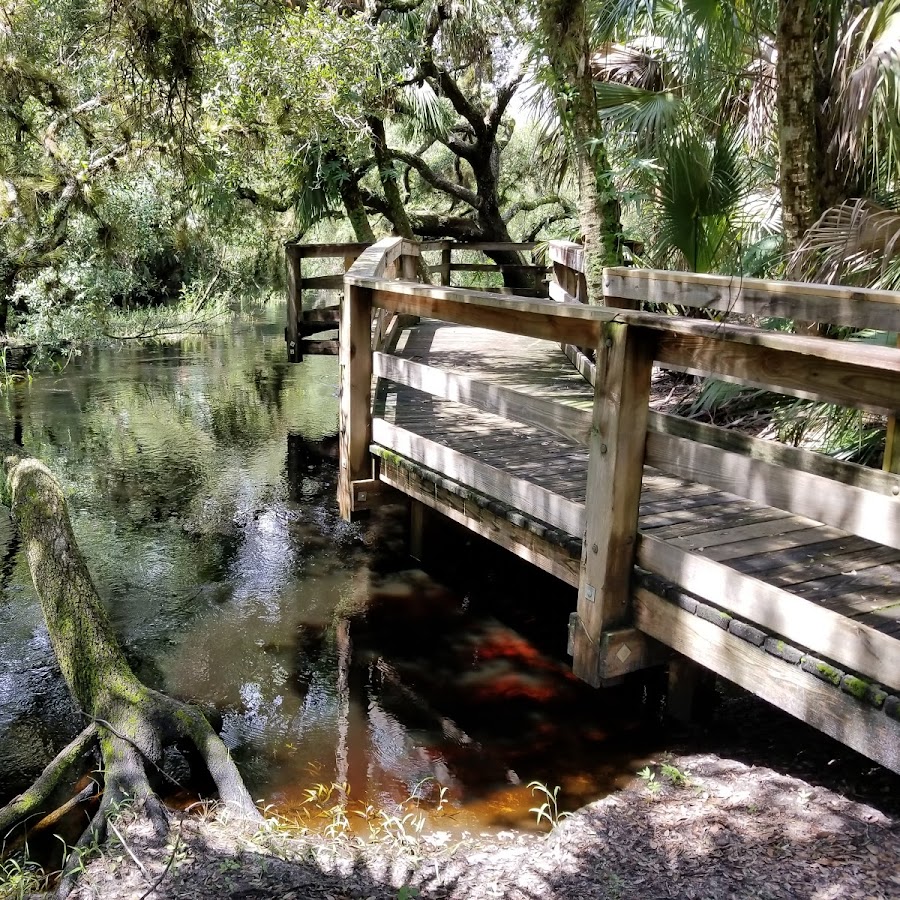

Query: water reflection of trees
[0,333,345,802]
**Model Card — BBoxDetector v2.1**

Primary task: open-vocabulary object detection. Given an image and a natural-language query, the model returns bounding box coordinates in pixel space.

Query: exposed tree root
[0,457,262,897]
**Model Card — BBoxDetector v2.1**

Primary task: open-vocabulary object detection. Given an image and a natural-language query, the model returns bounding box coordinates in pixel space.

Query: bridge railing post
[885,335,900,474]
[338,279,374,520]
[285,243,302,363]
[440,242,452,286]
[572,322,656,687]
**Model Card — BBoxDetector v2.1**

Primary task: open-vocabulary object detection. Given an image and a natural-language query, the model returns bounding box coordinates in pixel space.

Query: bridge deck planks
[377,320,900,637]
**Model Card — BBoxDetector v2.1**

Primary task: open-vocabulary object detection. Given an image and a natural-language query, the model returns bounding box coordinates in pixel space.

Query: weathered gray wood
[645,430,900,550]
[350,478,383,512]
[285,244,301,363]
[440,244,452,286]
[338,282,374,519]
[594,627,671,679]
[666,515,818,550]
[636,533,900,690]
[353,281,900,408]
[648,411,900,498]
[300,339,340,355]
[369,284,606,347]
[634,588,900,774]
[373,352,592,445]
[400,248,418,282]
[549,282,579,305]
[377,455,581,586]
[372,419,586,535]
[574,323,656,686]
[654,331,900,413]
[301,305,341,324]
[301,274,344,291]
[885,335,900,474]
[346,237,416,281]
[605,267,900,331]
[548,240,585,273]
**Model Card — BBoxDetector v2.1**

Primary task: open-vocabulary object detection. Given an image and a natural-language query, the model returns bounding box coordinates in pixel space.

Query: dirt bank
[57,750,899,900]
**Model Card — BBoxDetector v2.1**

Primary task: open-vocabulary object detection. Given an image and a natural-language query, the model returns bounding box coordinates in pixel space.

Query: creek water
[0,304,660,834]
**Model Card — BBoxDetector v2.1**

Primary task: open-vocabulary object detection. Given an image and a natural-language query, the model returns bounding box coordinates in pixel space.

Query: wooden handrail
[346,273,900,413]
[340,237,900,693]
[604,267,900,331]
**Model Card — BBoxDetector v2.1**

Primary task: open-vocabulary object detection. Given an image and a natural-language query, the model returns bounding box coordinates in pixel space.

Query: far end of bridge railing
[339,237,900,772]
[286,239,547,363]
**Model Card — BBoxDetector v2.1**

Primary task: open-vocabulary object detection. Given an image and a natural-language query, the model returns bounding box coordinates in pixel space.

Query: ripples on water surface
[0,306,657,832]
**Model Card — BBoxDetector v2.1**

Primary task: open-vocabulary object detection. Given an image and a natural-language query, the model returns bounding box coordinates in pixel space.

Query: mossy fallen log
[0,456,261,896]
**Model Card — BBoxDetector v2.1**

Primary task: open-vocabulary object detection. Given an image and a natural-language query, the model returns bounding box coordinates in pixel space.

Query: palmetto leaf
[590,42,664,91]
[655,130,750,271]
[832,0,900,177]
[594,82,682,138]
[789,197,900,287]
[393,83,454,141]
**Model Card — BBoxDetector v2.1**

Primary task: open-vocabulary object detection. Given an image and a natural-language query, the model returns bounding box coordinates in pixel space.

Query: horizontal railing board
[369,284,606,347]
[348,271,900,369]
[300,339,339,355]
[449,263,546,273]
[655,331,900,413]
[287,242,371,258]
[373,352,592,446]
[648,411,900,498]
[606,268,900,332]
[372,334,899,547]
[633,587,900,773]
[372,419,586,536]
[299,274,344,291]
[645,430,900,549]
[361,279,900,411]
[300,305,341,323]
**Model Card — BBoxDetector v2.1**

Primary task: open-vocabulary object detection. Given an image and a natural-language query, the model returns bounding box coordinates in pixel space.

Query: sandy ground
[58,750,900,900]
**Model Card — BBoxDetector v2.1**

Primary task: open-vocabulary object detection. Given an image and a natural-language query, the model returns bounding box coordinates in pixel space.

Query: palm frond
[392,83,454,141]
[590,42,664,90]
[832,0,900,175]
[594,82,683,137]
[789,197,900,286]
[655,130,751,271]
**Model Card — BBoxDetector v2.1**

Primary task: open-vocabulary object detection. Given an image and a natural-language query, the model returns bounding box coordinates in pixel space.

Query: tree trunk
[536,0,622,303]
[0,457,261,896]
[777,0,822,253]
[339,173,376,243]
[0,260,19,334]
[368,116,416,240]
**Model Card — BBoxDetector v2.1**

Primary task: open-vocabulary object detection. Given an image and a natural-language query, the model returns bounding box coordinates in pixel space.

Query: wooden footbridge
[289,236,900,774]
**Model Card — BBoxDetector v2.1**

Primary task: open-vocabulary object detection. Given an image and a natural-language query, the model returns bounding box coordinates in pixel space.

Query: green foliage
[655,130,750,272]
[638,761,690,794]
[528,780,571,829]
[0,855,47,899]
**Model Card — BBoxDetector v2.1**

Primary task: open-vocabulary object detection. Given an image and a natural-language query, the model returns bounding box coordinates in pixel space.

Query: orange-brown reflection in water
[237,550,664,836]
